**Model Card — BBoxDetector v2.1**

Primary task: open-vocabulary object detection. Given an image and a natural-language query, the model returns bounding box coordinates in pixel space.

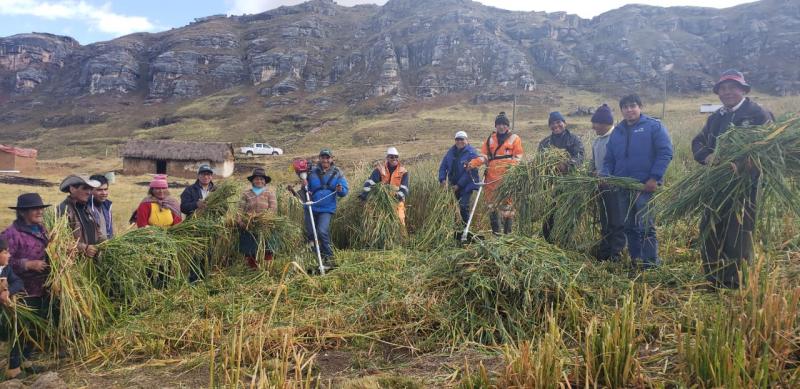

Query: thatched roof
[120,140,233,162]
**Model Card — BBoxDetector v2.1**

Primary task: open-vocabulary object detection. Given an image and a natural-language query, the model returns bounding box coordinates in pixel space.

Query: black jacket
[180,180,215,216]
[691,98,774,164]
[538,129,585,167]
[0,264,26,296]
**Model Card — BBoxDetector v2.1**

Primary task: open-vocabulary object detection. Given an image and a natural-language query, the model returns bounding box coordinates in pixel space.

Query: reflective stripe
[396,191,405,198]
[400,185,409,191]
[363,186,371,192]
[366,179,376,185]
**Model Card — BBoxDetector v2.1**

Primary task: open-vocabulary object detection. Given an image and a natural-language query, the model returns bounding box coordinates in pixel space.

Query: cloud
[226,0,386,15]
[0,0,156,36]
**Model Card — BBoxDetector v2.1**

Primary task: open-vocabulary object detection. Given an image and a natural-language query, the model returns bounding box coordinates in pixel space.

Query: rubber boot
[245,256,258,269]
[489,212,500,236]
[503,217,513,234]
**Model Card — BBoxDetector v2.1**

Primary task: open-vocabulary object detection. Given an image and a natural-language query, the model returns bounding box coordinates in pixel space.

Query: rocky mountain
[0,0,797,154]
[1,0,797,103]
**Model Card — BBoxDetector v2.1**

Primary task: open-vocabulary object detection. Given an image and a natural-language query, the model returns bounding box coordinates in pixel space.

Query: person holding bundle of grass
[135,175,183,228]
[601,94,673,270]
[691,70,774,288]
[238,167,277,269]
[360,147,410,226]
[538,111,585,243]
[56,174,103,258]
[1,193,54,378]
[588,104,626,262]
[468,112,524,236]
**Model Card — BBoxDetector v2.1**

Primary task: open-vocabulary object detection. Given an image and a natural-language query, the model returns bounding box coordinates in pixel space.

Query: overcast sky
[0,0,758,44]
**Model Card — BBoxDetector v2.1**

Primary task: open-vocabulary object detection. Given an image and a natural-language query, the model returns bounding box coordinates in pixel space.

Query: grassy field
[0,92,799,387]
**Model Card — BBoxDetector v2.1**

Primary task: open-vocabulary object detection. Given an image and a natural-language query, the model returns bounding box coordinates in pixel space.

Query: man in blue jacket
[305,148,348,270]
[601,94,673,269]
[438,131,480,225]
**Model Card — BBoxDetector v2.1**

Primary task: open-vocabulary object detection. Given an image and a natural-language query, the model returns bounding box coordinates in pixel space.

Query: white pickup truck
[239,143,284,156]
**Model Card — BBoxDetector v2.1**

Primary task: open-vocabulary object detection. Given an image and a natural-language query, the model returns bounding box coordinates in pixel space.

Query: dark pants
[1,296,53,369]
[593,188,626,261]
[455,189,473,225]
[542,213,555,243]
[622,190,660,268]
[304,211,334,263]
[700,183,757,288]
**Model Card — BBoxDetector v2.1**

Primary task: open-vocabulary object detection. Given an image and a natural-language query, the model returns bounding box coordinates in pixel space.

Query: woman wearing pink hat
[135,175,183,228]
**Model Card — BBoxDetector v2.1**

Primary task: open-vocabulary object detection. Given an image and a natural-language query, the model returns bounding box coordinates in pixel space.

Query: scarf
[141,195,181,215]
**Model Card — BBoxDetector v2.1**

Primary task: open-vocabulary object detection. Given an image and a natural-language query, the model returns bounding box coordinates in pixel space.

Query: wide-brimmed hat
[247,167,272,183]
[9,193,51,210]
[713,69,751,94]
[59,174,100,193]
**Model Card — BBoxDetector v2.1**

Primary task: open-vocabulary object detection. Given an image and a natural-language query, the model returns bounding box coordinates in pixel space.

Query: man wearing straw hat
[438,130,480,225]
[691,69,774,288]
[468,112,524,235]
[56,174,103,258]
[360,147,410,226]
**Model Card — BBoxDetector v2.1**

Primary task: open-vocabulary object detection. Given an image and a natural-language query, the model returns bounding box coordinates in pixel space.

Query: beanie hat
[454,130,468,139]
[149,174,169,189]
[548,111,566,125]
[495,112,510,126]
[591,104,614,125]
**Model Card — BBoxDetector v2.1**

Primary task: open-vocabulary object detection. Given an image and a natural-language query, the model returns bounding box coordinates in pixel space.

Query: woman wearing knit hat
[135,175,183,228]
[467,111,524,235]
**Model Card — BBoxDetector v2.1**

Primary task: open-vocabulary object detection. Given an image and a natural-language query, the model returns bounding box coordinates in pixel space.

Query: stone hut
[120,140,234,179]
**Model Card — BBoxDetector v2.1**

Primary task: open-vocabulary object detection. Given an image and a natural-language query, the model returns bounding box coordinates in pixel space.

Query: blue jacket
[0,264,26,296]
[438,144,480,192]
[601,114,673,183]
[307,164,348,213]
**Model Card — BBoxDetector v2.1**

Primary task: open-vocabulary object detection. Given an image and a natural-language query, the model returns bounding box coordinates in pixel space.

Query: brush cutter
[293,159,326,275]
[461,166,486,243]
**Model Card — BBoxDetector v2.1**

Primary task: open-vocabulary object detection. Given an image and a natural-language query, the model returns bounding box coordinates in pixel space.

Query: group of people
[0,69,772,379]
[435,69,770,290]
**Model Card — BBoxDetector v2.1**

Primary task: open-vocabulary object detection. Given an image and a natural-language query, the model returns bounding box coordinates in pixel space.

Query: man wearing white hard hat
[359,147,410,226]
[438,131,479,224]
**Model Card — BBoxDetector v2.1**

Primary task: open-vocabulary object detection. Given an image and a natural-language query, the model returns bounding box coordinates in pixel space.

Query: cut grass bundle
[197,180,243,220]
[240,213,304,255]
[332,184,406,250]
[95,218,215,305]
[428,235,627,344]
[406,161,461,251]
[193,180,243,268]
[0,299,48,356]
[45,212,114,357]
[493,148,570,236]
[655,115,800,247]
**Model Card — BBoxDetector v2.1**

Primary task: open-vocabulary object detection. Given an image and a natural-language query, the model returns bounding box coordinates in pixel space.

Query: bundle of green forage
[427,235,625,344]
[240,212,304,255]
[406,161,461,251]
[333,183,406,250]
[96,217,214,306]
[654,115,800,246]
[191,180,242,268]
[45,212,114,357]
[494,148,569,235]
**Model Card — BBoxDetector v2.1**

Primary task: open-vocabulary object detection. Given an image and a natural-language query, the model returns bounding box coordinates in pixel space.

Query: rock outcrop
[0,0,798,103]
